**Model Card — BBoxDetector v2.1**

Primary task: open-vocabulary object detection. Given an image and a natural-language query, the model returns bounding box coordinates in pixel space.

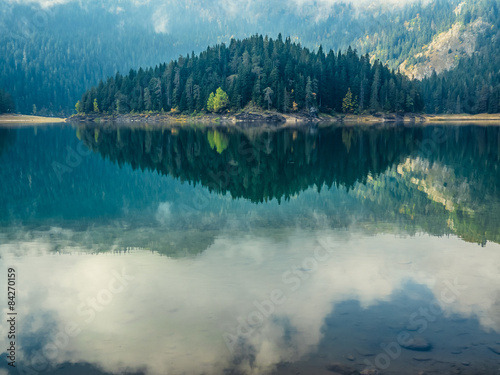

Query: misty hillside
[0,0,498,115]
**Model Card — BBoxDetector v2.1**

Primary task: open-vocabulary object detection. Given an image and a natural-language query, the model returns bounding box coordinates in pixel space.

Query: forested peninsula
[72,35,424,122]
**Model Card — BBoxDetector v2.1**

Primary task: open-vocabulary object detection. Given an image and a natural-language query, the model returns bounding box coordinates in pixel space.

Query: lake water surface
[1,123,500,375]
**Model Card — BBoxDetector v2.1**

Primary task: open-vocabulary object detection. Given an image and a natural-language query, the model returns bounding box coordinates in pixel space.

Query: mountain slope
[0,0,498,115]
[420,0,500,113]
[399,18,489,79]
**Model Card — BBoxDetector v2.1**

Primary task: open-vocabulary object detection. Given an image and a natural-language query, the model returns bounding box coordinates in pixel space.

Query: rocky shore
[66,111,428,125]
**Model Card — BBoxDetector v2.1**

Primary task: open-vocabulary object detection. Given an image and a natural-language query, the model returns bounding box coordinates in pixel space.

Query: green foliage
[207,88,229,113]
[93,98,99,113]
[80,35,423,115]
[206,92,215,112]
[342,88,357,113]
[75,101,82,114]
[214,88,229,112]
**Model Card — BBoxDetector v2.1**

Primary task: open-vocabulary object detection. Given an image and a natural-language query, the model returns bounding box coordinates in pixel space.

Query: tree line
[76,34,424,115]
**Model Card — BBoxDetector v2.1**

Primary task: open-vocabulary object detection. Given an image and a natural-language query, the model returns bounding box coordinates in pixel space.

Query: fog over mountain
[2,0,433,35]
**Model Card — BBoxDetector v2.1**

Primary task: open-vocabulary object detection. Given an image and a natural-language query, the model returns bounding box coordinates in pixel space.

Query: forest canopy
[76,35,424,115]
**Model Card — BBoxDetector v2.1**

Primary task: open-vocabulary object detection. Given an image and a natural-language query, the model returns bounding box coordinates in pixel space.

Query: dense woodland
[0,89,14,114]
[76,36,423,115]
[0,1,190,116]
[0,0,499,115]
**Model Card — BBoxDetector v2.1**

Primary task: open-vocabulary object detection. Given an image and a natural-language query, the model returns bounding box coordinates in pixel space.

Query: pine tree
[342,88,357,113]
[370,65,381,111]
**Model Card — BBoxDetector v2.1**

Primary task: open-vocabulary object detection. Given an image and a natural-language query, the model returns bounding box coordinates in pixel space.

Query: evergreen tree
[342,88,357,113]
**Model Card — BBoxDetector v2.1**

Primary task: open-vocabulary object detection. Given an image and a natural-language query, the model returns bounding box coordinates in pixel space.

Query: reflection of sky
[1,229,500,375]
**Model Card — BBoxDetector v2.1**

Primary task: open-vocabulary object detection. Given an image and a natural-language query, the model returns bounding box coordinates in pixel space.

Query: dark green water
[0,123,499,375]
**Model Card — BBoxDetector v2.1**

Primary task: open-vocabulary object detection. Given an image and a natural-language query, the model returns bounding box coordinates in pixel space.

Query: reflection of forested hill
[1,124,499,252]
[353,125,500,245]
[0,128,15,157]
[78,125,423,203]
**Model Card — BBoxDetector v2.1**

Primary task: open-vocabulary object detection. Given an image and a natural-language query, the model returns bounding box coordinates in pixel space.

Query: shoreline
[422,113,500,123]
[66,111,429,125]
[0,114,66,125]
[3,112,500,127]
[66,111,500,125]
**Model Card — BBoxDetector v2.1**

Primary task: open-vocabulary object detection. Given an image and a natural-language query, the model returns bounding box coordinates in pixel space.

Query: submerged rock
[412,357,432,361]
[325,362,360,374]
[488,345,500,355]
[401,337,433,351]
[355,348,376,357]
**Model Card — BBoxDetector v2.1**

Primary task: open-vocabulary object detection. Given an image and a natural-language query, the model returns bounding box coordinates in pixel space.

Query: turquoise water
[0,123,499,375]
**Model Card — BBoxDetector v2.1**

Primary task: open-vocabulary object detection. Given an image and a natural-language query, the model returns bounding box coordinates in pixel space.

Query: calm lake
[1,123,500,375]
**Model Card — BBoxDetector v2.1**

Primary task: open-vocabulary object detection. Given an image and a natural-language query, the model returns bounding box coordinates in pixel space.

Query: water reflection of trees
[0,128,16,158]
[353,125,500,245]
[78,123,500,245]
[78,124,422,203]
